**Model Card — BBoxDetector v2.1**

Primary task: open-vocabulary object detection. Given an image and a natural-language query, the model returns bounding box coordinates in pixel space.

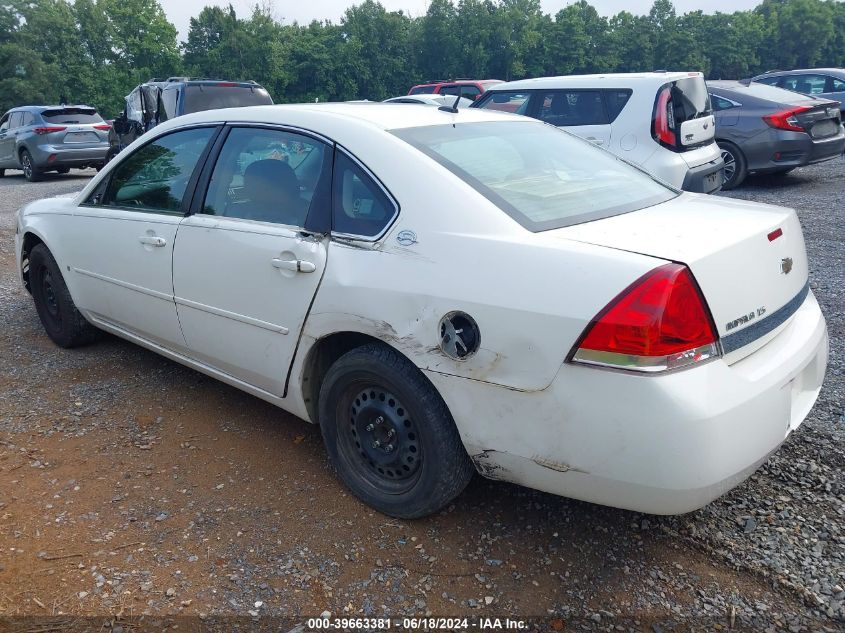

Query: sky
[160,0,765,40]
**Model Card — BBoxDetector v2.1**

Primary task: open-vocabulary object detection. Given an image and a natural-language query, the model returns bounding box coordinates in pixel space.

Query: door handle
[138,235,166,247]
[271,258,316,273]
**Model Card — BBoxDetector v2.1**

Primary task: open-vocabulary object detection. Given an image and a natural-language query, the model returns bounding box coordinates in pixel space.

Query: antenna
[438,93,461,114]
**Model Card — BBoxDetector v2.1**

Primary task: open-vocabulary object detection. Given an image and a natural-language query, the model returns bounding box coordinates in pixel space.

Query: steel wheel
[337,384,422,494]
[717,141,746,190]
[34,262,63,332]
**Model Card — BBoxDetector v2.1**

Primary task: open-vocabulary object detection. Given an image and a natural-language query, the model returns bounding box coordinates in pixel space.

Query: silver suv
[0,105,110,181]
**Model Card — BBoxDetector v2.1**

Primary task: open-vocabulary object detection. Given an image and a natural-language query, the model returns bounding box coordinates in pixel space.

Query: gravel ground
[0,161,843,632]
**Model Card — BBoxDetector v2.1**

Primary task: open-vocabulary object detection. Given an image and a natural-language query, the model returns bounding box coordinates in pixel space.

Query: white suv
[473,72,724,193]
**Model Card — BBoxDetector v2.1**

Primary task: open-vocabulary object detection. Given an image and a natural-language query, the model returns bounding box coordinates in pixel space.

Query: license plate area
[63,131,100,143]
[810,120,839,139]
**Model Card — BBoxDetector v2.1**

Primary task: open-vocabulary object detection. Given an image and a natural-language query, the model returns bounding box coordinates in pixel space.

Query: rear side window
[537,91,607,126]
[410,86,436,94]
[393,121,675,232]
[604,90,632,121]
[21,112,35,126]
[710,95,736,111]
[474,91,532,115]
[41,108,103,124]
[438,85,461,96]
[755,76,781,87]
[332,152,397,238]
[182,85,273,114]
[159,89,178,121]
[202,127,328,228]
[832,77,845,91]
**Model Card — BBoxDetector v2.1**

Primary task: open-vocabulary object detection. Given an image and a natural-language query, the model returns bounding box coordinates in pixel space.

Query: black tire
[319,343,474,519]
[20,149,42,182]
[0,168,5,177]
[718,141,747,190]
[29,244,98,348]
[104,146,119,165]
[56,166,70,174]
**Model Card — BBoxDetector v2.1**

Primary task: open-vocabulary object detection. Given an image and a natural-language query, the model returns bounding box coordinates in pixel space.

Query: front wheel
[20,149,42,182]
[718,141,747,190]
[319,343,474,519]
[29,244,99,348]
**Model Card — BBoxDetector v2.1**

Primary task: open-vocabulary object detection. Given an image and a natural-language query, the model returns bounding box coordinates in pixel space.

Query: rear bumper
[29,143,109,168]
[681,156,725,193]
[743,128,845,173]
[428,290,828,514]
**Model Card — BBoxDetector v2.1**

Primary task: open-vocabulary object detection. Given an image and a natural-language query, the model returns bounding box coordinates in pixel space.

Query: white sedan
[14,103,828,518]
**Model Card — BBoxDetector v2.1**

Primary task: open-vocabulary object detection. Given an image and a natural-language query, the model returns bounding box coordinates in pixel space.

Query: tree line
[2,0,844,116]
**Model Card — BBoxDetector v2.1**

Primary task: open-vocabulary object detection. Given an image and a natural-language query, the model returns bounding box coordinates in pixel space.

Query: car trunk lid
[552,193,809,363]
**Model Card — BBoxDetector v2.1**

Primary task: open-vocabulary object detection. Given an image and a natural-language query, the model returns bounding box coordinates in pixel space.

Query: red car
[408,79,503,101]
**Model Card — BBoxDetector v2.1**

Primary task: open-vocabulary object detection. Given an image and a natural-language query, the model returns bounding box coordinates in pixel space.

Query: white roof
[488,72,702,91]
[168,102,523,133]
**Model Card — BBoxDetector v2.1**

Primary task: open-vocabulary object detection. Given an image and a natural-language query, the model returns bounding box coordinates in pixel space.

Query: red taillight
[652,87,676,148]
[763,106,811,133]
[33,126,66,135]
[93,124,111,130]
[571,263,720,372]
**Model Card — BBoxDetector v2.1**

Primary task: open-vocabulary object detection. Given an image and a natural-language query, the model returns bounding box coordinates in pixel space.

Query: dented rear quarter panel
[286,131,664,420]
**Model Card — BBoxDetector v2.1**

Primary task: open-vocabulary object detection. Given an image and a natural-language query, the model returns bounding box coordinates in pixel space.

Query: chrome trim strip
[174,296,289,334]
[572,343,719,374]
[720,282,809,354]
[73,268,172,302]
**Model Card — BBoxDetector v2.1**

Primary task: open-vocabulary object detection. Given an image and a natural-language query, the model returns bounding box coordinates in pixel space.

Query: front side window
[202,127,328,228]
[332,152,396,238]
[0,115,8,131]
[474,91,532,115]
[537,90,608,127]
[102,127,214,213]
[393,121,675,232]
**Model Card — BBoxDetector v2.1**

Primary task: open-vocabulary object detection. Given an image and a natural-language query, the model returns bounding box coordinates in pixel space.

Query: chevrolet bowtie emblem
[781,257,793,275]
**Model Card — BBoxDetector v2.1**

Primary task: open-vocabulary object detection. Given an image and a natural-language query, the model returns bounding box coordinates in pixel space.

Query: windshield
[183,85,273,114]
[392,121,676,231]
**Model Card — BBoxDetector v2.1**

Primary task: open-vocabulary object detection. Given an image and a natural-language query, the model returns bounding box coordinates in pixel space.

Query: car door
[534,90,611,147]
[172,126,332,396]
[60,125,218,350]
[0,113,12,166]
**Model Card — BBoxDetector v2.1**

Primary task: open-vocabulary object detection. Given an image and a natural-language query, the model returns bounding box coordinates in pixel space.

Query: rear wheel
[718,141,747,190]
[319,343,474,519]
[29,244,98,348]
[20,150,42,182]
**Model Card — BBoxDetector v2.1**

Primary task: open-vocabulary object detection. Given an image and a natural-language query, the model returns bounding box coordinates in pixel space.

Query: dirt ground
[0,168,840,632]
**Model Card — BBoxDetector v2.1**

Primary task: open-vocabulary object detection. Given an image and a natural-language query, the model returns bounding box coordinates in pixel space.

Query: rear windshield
[734,82,819,105]
[182,85,273,113]
[393,121,675,232]
[669,77,711,123]
[41,108,103,124]
[410,86,437,95]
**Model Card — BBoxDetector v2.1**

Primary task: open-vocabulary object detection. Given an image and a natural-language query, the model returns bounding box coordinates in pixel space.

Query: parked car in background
[472,72,724,193]
[408,79,503,101]
[108,77,273,163]
[752,69,845,115]
[15,104,826,518]
[384,95,475,108]
[709,81,844,189]
[0,105,109,181]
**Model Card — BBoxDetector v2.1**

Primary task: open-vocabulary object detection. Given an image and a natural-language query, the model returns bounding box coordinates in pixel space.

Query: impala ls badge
[781,257,794,275]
